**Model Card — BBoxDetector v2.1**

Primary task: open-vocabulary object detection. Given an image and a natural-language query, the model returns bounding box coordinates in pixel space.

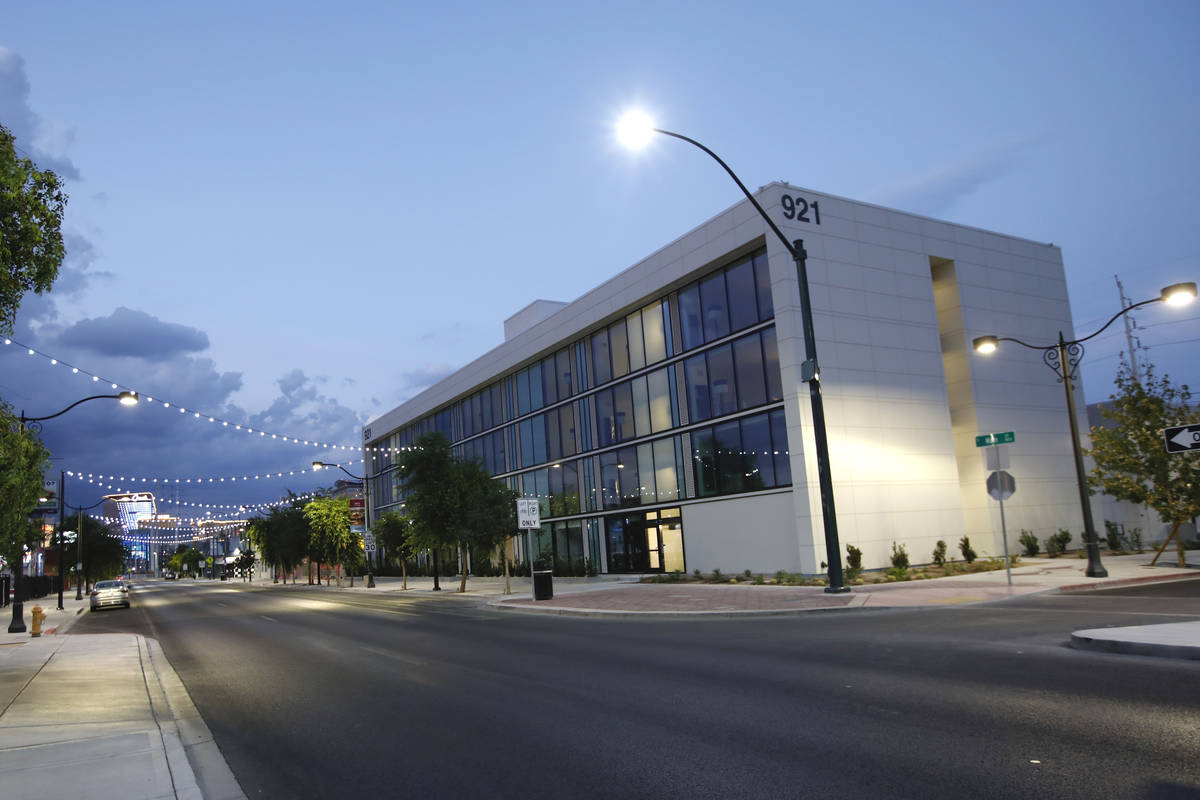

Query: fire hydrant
[30,605,46,637]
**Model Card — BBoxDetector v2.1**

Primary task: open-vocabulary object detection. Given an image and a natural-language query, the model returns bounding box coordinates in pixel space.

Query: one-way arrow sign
[1163,424,1200,454]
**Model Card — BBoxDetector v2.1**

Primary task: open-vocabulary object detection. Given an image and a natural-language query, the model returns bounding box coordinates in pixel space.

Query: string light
[2,336,371,452]
[65,459,363,487]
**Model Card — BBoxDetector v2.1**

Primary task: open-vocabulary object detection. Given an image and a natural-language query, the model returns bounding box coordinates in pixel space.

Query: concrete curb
[1058,571,1199,593]
[1070,621,1200,661]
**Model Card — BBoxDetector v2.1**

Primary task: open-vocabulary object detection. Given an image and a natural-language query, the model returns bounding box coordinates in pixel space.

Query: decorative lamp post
[9,391,138,632]
[616,112,848,592]
[973,282,1196,578]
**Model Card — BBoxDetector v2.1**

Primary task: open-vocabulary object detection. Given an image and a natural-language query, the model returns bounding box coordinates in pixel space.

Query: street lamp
[972,281,1196,577]
[312,460,376,588]
[8,391,138,632]
[617,112,849,593]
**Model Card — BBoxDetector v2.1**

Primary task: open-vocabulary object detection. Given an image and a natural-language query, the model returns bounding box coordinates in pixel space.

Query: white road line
[260,615,277,622]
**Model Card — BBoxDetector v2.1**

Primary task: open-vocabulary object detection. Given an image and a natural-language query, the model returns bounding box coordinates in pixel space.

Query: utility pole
[1115,274,1142,380]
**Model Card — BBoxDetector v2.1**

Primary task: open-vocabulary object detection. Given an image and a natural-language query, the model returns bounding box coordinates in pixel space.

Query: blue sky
[2,1,1198,519]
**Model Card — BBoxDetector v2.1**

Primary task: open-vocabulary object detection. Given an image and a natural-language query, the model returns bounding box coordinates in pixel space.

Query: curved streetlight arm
[22,393,126,423]
[990,294,1162,352]
[313,461,363,482]
[655,128,799,259]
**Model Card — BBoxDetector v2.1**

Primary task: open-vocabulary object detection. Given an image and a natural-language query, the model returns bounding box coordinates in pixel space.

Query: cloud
[398,362,458,398]
[0,332,364,513]
[54,307,210,361]
[868,136,1036,215]
[0,46,81,180]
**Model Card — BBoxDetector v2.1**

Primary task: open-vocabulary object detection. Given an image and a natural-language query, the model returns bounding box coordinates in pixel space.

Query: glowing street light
[616,111,849,593]
[972,281,1196,577]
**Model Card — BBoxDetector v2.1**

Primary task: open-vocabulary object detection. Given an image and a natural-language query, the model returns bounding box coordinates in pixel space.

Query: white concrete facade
[365,182,1099,573]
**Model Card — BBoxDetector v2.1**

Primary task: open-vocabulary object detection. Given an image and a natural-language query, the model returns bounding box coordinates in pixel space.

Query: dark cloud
[869,136,1035,216]
[55,307,209,361]
[0,327,364,515]
[0,46,81,180]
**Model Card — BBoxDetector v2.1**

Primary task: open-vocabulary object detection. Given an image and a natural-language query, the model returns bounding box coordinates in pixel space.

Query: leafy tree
[1089,362,1200,567]
[304,496,357,588]
[168,545,205,578]
[246,501,309,584]
[1,124,68,335]
[0,401,51,604]
[373,510,413,589]
[401,432,517,592]
[55,515,128,586]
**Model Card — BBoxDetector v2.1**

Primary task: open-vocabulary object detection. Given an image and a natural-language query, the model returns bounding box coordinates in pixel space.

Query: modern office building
[363,183,1097,575]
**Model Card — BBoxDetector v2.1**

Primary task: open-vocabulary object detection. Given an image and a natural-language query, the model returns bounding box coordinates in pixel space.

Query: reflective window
[677,284,703,351]
[647,367,675,433]
[616,445,639,507]
[559,405,578,457]
[770,409,791,486]
[516,370,531,417]
[700,272,730,343]
[691,427,717,497]
[733,333,766,410]
[595,388,616,447]
[637,443,656,504]
[546,408,562,462]
[609,320,630,379]
[541,355,557,405]
[740,413,774,489]
[631,375,652,437]
[763,327,782,402]
[612,381,636,442]
[555,349,573,399]
[754,252,773,320]
[706,344,737,418]
[600,451,621,509]
[626,310,646,372]
[652,437,681,502]
[591,330,612,385]
[726,257,758,332]
[642,301,668,363]
[713,420,744,494]
[684,354,710,422]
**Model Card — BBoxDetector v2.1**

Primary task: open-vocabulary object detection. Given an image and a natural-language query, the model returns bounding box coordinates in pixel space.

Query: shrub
[1104,521,1126,552]
[1008,553,1022,567]
[845,545,863,582]
[775,569,789,585]
[1019,530,1040,557]
[887,565,911,581]
[753,574,765,585]
[711,568,722,581]
[1044,535,1062,557]
[958,536,977,563]
[1130,527,1144,553]
[1054,529,1072,553]
[693,569,702,579]
[932,540,947,567]
[890,542,909,570]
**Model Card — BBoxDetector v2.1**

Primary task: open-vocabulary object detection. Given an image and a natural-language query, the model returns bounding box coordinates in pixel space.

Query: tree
[373,510,413,589]
[245,499,309,583]
[1089,361,1200,567]
[168,545,205,578]
[1,124,68,335]
[55,515,127,586]
[0,401,51,605]
[401,432,517,592]
[304,496,357,588]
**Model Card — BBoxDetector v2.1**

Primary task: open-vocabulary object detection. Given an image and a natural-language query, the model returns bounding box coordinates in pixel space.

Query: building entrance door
[644,508,685,573]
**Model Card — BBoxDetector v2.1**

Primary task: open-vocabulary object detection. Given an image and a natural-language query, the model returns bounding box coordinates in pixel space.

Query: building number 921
[780,194,821,224]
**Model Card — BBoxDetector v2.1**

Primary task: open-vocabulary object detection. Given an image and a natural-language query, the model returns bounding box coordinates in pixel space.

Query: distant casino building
[364,183,1096,575]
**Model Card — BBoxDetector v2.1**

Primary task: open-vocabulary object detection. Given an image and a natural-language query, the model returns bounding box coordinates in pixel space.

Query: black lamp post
[973,282,1197,578]
[8,391,138,632]
[617,115,848,592]
[313,460,375,588]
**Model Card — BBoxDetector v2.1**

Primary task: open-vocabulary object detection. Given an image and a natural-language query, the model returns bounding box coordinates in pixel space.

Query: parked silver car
[90,579,131,610]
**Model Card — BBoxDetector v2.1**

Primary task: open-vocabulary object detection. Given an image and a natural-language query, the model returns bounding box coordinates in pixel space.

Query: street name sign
[975,431,1015,447]
[1163,424,1200,454]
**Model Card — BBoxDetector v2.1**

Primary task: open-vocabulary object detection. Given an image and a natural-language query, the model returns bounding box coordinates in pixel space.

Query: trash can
[532,569,554,601]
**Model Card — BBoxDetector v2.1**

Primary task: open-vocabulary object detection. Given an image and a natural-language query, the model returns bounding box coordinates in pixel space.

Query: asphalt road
[75,579,1200,800]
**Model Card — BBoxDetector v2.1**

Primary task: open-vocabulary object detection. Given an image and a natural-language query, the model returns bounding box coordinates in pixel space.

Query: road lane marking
[260,615,277,622]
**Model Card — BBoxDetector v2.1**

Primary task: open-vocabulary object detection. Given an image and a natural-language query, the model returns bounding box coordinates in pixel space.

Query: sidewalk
[0,589,243,800]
